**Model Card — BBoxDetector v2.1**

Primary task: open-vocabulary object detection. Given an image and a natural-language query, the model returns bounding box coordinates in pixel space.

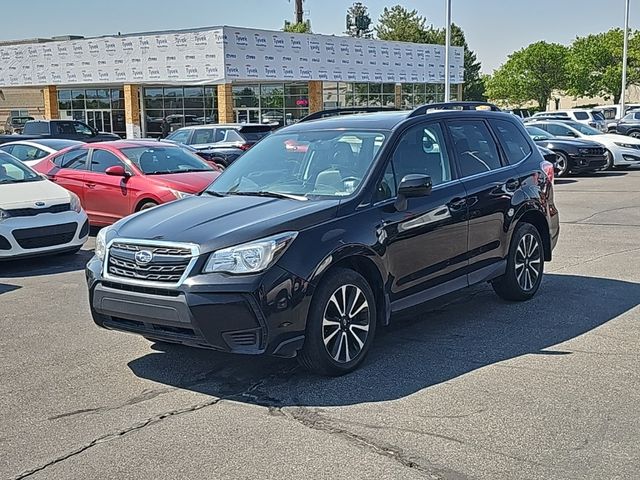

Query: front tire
[629,130,640,139]
[138,201,158,211]
[555,152,569,177]
[492,223,544,301]
[604,150,614,170]
[298,268,377,376]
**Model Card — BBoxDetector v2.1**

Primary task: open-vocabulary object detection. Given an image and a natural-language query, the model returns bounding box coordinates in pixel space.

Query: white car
[527,120,640,169]
[531,109,607,132]
[0,151,88,260]
[0,139,84,167]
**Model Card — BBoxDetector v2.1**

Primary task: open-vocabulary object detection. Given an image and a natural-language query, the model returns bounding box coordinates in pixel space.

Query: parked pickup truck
[0,119,121,145]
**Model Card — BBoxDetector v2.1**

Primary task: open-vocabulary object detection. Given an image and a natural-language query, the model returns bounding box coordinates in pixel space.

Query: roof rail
[408,101,502,118]
[299,107,401,123]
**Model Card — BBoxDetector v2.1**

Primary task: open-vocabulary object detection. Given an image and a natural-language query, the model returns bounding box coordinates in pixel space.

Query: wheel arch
[310,246,390,327]
[134,197,159,212]
[514,208,552,261]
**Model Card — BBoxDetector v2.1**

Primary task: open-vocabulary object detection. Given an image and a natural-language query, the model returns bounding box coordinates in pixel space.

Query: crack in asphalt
[276,407,462,479]
[569,205,639,225]
[548,246,640,273]
[11,366,297,480]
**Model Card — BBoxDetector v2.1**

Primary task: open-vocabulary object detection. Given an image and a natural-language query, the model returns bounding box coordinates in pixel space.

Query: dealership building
[0,26,464,138]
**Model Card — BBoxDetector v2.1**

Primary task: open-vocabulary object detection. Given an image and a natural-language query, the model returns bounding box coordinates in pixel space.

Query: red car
[33,140,220,226]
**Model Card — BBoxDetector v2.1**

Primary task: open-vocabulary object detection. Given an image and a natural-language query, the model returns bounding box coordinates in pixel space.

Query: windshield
[207,130,387,199]
[0,152,42,184]
[566,122,601,135]
[120,146,213,175]
[526,126,553,140]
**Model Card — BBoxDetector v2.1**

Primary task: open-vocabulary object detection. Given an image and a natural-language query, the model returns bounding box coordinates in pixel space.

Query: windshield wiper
[202,190,226,197]
[226,191,308,201]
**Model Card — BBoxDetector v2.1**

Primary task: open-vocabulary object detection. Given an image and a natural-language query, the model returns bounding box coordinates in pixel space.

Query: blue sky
[1,0,636,72]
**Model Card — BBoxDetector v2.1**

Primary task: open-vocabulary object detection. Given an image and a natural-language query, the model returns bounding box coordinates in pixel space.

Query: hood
[535,138,602,148]
[1,178,70,209]
[599,133,640,144]
[112,194,340,253]
[146,171,220,194]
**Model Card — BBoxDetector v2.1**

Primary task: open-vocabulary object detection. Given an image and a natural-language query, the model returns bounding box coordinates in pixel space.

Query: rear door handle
[448,197,467,211]
[505,178,520,192]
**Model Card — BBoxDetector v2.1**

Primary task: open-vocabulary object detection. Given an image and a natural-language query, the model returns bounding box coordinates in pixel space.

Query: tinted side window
[634,112,640,120]
[90,149,123,173]
[57,150,89,170]
[191,129,215,144]
[166,129,192,144]
[490,119,532,164]
[546,123,573,136]
[6,144,45,162]
[447,120,502,177]
[55,122,78,135]
[392,123,453,186]
[73,122,93,135]
[573,111,589,120]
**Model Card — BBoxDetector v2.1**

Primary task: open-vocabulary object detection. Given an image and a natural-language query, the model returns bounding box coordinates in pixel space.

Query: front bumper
[568,154,608,172]
[0,211,89,259]
[86,257,311,358]
[612,147,640,166]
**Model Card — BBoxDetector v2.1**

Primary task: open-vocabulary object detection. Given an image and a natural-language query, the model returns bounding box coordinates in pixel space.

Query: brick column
[394,84,402,108]
[308,80,323,113]
[123,84,141,138]
[42,86,59,119]
[217,83,235,123]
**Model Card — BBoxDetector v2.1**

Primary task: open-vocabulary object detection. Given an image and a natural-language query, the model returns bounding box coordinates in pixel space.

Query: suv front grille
[582,147,605,156]
[106,241,197,285]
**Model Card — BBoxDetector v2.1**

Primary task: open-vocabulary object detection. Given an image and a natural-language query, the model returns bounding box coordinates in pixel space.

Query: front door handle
[86,182,96,189]
[448,197,467,211]
[505,178,520,192]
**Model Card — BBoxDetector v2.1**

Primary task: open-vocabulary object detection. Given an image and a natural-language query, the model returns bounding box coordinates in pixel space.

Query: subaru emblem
[135,250,153,264]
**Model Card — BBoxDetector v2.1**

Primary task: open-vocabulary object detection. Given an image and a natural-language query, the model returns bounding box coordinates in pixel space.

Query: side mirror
[395,174,432,211]
[105,165,128,177]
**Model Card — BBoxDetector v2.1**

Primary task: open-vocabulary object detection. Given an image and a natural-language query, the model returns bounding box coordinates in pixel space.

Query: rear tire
[297,268,377,376]
[629,131,640,139]
[492,223,544,301]
[138,201,158,211]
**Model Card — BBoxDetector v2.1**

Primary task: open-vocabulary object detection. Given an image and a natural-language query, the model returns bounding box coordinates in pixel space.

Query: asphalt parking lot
[1,169,639,480]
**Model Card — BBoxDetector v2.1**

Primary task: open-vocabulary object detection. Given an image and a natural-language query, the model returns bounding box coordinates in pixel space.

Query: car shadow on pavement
[0,249,94,279]
[0,283,21,295]
[128,274,640,407]
[554,178,578,185]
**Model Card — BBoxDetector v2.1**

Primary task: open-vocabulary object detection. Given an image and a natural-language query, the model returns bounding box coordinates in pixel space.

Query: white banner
[0,26,464,87]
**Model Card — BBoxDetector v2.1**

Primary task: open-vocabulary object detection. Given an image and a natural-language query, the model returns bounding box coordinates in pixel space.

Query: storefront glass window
[232,82,309,126]
[142,85,218,137]
[58,87,126,138]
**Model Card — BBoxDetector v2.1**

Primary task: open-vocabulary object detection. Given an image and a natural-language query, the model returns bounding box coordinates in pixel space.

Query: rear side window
[191,129,215,145]
[573,111,589,120]
[447,120,503,177]
[490,119,532,164]
[23,121,49,134]
[54,149,89,170]
[635,112,640,120]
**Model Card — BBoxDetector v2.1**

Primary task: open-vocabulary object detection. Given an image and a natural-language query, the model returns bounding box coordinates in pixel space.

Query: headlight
[614,142,638,149]
[69,192,82,213]
[95,227,113,260]
[170,189,192,200]
[203,232,298,275]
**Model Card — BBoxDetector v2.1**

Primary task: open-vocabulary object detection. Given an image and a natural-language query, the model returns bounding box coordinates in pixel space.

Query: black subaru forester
[87,102,560,376]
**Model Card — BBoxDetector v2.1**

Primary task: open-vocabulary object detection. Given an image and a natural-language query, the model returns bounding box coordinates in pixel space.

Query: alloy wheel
[322,284,370,364]
[515,234,542,291]
[556,153,568,176]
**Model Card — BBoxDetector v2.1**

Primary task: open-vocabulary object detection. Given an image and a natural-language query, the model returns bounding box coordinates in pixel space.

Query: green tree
[486,41,569,110]
[424,23,485,101]
[346,2,374,38]
[375,5,427,43]
[283,21,312,33]
[567,28,640,104]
